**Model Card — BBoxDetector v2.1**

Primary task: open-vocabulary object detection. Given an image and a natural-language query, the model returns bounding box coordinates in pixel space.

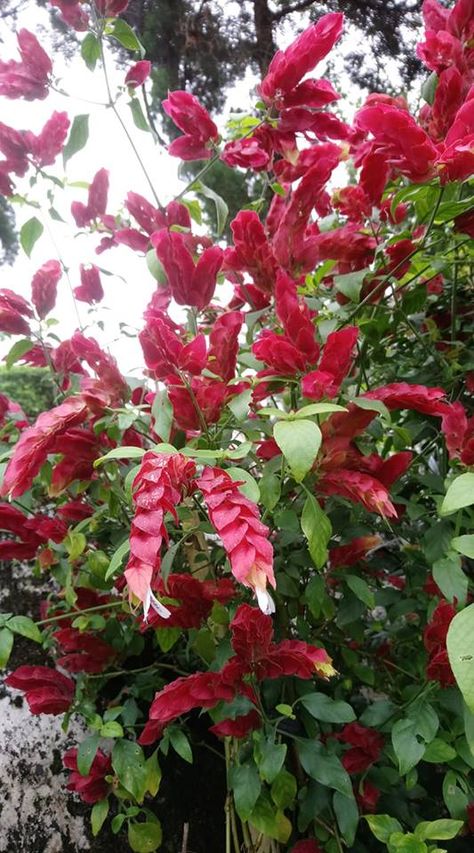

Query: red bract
[319,470,398,518]
[329,535,382,569]
[302,326,358,400]
[356,780,380,813]
[259,13,344,107]
[140,310,206,380]
[364,382,447,415]
[356,103,438,183]
[0,396,88,498]
[207,311,243,381]
[125,60,151,87]
[336,723,384,774]
[151,229,223,309]
[275,270,320,365]
[6,665,75,714]
[63,748,112,804]
[146,604,334,737]
[142,574,235,630]
[25,111,70,167]
[48,427,101,495]
[74,264,104,304]
[209,710,261,738]
[95,0,129,14]
[197,467,276,613]
[0,30,52,100]
[54,628,116,674]
[0,288,33,335]
[71,168,109,228]
[50,0,89,31]
[225,210,279,294]
[125,451,196,618]
[291,842,322,853]
[31,259,62,319]
[70,331,128,405]
[424,600,457,686]
[163,90,218,160]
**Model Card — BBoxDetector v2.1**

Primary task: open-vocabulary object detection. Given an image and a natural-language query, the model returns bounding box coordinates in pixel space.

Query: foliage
[1,2,474,853]
[0,367,56,418]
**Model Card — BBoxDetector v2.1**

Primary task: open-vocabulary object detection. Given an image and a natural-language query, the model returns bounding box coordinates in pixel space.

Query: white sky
[0,3,422,377]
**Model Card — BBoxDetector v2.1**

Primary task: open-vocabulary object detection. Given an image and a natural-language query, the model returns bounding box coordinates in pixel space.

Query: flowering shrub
[2,1,474,851]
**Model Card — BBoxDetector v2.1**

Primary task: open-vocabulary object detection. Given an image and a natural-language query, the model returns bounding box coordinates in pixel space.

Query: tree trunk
[252,0,277,76]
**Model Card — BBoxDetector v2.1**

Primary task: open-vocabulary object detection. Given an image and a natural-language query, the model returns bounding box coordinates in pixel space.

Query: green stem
[37,600,123,626]
[87,661,188,679]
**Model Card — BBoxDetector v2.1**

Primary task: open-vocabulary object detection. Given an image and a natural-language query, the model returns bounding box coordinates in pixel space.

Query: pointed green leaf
[20,217,43,257]
[91,798,109,837]
[447,603,474,713]
[274,419,321,482]
[63,115,89,165]
[81,33,101,71]
[301,493,332,569]
[440,473,474,515]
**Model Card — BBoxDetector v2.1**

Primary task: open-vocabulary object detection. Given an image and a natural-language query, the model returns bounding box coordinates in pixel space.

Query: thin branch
[272,0,319,22]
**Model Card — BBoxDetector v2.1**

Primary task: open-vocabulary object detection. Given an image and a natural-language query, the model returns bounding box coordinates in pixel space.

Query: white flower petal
[255,587,275,615]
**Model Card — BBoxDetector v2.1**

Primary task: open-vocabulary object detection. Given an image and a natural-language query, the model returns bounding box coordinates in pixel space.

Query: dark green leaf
[300,692,356,723]
[77,734,100,777]
[333,791,359,846]
[229,763,261,821]
[20,217,43,257]
[7,615,42,643]
[91,798,109,837]
[128,98,150,133]
[345,574,375,608]
[128,821,163,853]
[301,493,331,569]
[169,728,192,763]
[270,770,297,810]
[81,33,101,71]
[63,115,89,165]
[392,719,425,775]
[112,740,148,802]
[433,554,467,606]
[274,419,321,482]
[257,740,287,784]
[0,628,14,668]
[297,741,352,797]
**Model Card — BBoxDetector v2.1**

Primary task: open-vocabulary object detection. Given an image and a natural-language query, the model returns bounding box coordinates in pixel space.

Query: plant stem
[87,661,188,679]
[37,600,124,626]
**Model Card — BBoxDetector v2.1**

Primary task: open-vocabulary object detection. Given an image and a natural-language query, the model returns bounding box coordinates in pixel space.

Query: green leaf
[108,19,144,53]
[160,541,180,587]
[226,467,260,502]
[433,554,467,606]
[273,419,321,482]
[152,389,173,443]
[20,217,43,257]
[387,831,427,853]
[333,791,359,846]
[447,603,474,713]
[112,740,148,802]
[392,719,425,775]
[105,539,130,580]
[360,699,398,726]
[229,763,261,821]
[100,721,124,738]
[440,473,474,515]
[415,819,462,841]
[422,71,438,106]
[77,734,100,776]
[128,98,150,132]
[301,493,332,569]
[270,770,297,810]
[5,339,35,370]
[451,535,474,558]
[65,531,86,561]
[345,574,375,608]
[422,738,457,763]
[297,741,352,797]
[6,615,42,644]
[443,769,469,818]
[364,815,403,843]
[248,794,292,843]
[63,115,89,166]
[0,628,14,668]
[259,466,281,512]
[145,750,162,797]
[169,728,193,763]
[227,387,252,421]
[293,403,347,418]
[193,181,228,236]
[146,250,166,283]
[333,268,369,302]
[300,692,356,723]
[257,740,287,784]
[94,446,146,467]
[128,822,163,853]
[81,33,101,70]
[91,798,109,837]
[353,396,391,420]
